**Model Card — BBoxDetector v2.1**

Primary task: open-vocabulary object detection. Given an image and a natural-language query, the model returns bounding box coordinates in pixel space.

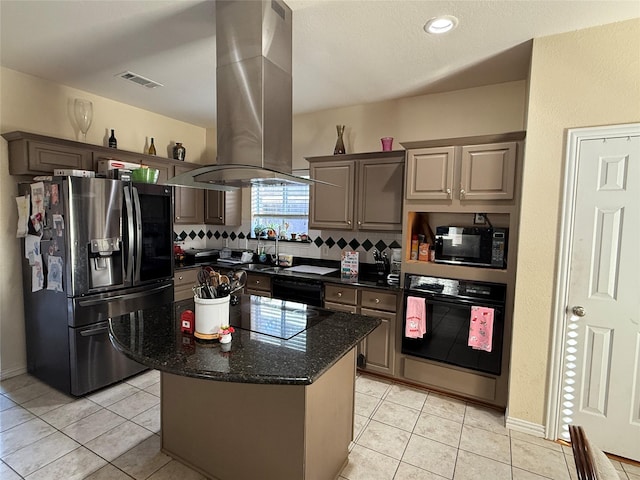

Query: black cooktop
[228,295,332,340]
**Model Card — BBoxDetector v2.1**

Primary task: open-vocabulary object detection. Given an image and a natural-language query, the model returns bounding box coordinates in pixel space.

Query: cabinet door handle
[347,220,352,225]
[176,216,180,220]
[219,216,223,220]
[460,189,466,198]
[357,221,361,226]
[445,188,451,198]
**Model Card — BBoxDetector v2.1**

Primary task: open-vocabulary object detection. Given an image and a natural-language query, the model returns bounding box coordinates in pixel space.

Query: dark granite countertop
[109,294,380,385]
[175,259,402,292]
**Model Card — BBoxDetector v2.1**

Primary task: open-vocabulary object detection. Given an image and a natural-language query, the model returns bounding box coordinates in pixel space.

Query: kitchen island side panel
[304,348,356,480]
[160,349,356,480]
[162,373,306,480]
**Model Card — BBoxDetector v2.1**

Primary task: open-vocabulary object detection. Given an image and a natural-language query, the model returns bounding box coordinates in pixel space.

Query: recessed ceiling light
[424,15,458,35]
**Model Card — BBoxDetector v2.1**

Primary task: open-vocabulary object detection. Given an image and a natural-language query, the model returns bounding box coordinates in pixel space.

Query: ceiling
[1,1,638,129]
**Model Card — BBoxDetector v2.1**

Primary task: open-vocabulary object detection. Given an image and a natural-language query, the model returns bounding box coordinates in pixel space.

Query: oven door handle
[405,293,504,310]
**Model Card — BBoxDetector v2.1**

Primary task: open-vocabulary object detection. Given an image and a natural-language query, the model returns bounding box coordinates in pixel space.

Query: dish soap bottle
[108,129,117,149]
[148,137,156,155]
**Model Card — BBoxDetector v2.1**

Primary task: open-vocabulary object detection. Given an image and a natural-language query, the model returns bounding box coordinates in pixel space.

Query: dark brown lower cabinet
[324,284,397,375]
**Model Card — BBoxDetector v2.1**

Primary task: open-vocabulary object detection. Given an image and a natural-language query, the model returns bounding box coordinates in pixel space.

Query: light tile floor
[1,371,638,479]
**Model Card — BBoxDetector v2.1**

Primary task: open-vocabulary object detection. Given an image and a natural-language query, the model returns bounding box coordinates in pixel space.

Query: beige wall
[509,18,640,426]
[0,72,527,378]
[293,81,527,167]
[0,67,208,377]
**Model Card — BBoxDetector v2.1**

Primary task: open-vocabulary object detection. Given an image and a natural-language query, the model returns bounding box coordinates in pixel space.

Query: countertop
[175,258,402,291]
[109,294,381,385]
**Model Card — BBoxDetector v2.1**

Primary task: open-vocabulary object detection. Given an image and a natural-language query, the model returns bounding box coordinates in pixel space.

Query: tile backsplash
[174,223,401,263]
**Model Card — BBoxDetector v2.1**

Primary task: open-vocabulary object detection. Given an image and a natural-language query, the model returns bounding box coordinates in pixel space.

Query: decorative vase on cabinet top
[173,143,186,161]
[334,125,346,155]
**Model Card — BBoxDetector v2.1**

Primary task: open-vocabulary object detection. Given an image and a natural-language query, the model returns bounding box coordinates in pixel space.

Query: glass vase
[333,125,346,155]
[73,99,93,142]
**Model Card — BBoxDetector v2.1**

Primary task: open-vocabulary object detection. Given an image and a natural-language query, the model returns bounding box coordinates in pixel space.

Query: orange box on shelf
[418,243,430,261]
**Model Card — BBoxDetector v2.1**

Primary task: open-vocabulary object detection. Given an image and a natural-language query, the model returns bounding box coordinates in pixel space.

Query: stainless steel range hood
[166,0,314,191]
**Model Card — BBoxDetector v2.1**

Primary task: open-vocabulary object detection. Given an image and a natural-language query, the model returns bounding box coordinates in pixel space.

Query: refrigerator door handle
[79,322,109,336]
[77,284,172,307]
[123,186,135,283]
[132,186,143,284]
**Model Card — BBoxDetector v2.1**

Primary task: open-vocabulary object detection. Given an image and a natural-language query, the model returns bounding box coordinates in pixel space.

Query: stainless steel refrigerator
[20,176,174,396]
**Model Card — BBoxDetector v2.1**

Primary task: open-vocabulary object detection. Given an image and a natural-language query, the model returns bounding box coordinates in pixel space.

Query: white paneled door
[560,128,640,461]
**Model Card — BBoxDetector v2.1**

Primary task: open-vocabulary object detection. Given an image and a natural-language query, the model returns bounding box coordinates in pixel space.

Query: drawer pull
[256,280,260,285]
[178,275,184,280]
[375,298,380,304]
[337,292,342,298]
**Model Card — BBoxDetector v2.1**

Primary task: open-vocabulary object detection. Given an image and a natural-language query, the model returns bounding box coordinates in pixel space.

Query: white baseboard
[0,366,27,381]
[506,415,546,438]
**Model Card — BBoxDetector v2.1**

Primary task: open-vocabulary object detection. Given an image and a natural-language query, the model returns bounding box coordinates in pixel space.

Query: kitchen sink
[260,266,286,273]
[243,263,273,271]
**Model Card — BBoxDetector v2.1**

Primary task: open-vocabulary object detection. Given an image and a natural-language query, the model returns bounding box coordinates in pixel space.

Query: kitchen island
[109,294,380,480]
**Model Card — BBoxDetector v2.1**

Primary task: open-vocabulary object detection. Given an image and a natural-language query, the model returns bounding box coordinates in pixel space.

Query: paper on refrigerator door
[31,255,44,292]
[16,195,30,237]
[47,255,63,292]
[24,234,41,265]
[30,182,45,218]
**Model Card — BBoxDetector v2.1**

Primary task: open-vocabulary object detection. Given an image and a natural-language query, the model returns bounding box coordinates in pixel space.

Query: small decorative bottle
[333,125,346,155]
[148,137,156,155]
[108,129,117,149]
[173,142,186,161]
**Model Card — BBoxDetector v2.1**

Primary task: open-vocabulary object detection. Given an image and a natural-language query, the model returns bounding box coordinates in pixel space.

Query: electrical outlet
[474,213,486,225]
[321,245,329,256]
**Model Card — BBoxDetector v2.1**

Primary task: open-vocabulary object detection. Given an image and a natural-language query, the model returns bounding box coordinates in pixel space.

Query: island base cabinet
[160,348,356,480]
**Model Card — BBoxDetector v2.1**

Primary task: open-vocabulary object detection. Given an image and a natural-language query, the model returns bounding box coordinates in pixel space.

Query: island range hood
[166,0,316,191]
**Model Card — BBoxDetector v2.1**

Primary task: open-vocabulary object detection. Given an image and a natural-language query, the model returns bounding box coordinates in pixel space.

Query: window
[251,172,309,238]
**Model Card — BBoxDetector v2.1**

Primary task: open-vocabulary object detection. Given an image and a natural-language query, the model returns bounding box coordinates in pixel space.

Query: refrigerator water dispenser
[89,237,122,288]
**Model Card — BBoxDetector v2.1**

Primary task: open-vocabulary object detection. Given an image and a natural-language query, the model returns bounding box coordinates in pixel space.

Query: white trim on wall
[0,366,27,381]
[506,414,546,438]
[545,122,640,442]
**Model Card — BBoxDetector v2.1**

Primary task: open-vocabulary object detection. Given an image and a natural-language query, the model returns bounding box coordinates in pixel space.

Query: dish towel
[405,296,427,338]
[468,306,494,352]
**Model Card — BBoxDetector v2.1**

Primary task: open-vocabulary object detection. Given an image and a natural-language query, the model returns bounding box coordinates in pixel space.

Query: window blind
[251,173,309,235]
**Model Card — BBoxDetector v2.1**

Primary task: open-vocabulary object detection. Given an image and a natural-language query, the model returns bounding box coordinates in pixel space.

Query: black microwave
[434,226,508,269]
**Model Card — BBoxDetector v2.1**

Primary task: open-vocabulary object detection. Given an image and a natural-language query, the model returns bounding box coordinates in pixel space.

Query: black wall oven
[402,274,506,375]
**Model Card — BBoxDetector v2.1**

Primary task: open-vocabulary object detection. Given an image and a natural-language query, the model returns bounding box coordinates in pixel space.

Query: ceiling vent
[116,71,163,89]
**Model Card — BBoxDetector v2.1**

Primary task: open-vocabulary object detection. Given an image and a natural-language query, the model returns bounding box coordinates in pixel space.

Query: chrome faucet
[273,233,279,266]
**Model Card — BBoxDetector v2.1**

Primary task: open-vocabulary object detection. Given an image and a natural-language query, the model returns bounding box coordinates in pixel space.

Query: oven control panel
[404,274,506,303]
